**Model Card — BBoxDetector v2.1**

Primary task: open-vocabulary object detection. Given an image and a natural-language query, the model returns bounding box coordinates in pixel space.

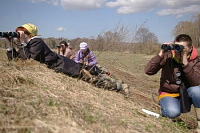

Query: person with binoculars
[2,23,129,96]
[145,34,200,132]
[56,41,76,61]
[3,23,81,77]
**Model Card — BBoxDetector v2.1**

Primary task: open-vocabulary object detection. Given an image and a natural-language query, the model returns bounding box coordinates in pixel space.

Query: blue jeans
[160,86,200,119]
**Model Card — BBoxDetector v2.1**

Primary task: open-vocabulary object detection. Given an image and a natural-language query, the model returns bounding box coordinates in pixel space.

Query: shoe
[121,84,130,98]
[80,69,92,81]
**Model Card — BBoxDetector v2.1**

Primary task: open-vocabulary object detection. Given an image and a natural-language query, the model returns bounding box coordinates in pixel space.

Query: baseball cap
[21,23,38,37]
[80,42,88,50]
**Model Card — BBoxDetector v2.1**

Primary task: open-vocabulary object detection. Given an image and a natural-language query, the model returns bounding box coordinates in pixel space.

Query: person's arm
[17,46,31,60]
[17,39,44,61]
[5,37,19,60]
[57,48,61,55]
[88,51,97,66]
[144,51,164,75]
[63,49,71,58]
[29,39,45,60]
[6,48,19,61]
[75,51,81,63]
[183,59,200,86]
[59,48,64,56]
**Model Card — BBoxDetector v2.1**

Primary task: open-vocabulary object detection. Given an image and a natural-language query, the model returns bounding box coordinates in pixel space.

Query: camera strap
[172,50,191,64]
[177,65,192,113]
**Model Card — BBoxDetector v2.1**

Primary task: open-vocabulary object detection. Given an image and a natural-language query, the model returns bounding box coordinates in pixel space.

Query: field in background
[0,48,198,133]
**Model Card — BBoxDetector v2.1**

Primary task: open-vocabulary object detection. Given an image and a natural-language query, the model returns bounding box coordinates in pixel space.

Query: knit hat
[21,23,38,37]
[80,42,88,50]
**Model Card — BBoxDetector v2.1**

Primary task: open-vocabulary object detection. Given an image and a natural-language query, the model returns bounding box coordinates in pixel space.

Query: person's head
[174,34,193,57]
[16,23,38,43]
[80,42,88,53]
[59,41,68,50]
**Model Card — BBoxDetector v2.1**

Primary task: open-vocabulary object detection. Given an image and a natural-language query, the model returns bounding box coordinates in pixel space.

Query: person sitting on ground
[75,42,99,75]
[74,42,129,97]
[6,23,80,77]
[145,34,200,132]
[57,41,76,61]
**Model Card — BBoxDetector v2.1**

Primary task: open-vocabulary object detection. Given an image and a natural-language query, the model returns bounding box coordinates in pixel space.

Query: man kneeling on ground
[145,34,200,132]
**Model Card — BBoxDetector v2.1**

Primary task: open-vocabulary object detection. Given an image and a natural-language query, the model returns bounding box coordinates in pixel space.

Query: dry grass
[0,48,197,133]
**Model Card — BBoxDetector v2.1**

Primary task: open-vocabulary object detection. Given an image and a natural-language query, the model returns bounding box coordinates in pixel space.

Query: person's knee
[162,107,181,119]
[188,86,200,98]
[188,86,200,108]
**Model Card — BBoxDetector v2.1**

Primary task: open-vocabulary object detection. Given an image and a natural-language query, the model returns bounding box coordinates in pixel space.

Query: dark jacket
[145,46,200,93]
[7,38,80,77]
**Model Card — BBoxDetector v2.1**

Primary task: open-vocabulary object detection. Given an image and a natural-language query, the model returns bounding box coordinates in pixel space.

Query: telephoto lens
[8,32,20,38]
[0,32,9,38]
[0,32,20,38]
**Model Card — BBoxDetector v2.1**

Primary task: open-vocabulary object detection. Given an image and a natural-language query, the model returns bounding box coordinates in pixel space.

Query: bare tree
[173,13,200,47]
[134,27,158,44]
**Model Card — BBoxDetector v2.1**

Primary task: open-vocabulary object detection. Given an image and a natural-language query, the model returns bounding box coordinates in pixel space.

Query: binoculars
[56,45,64,48]
[0,32,20,38]
[161,44,184,53]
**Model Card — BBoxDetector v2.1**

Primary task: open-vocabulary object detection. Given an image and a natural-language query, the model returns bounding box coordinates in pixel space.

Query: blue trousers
[159,86,200,119]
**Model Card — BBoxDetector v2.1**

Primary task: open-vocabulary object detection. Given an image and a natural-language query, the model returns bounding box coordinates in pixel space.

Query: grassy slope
[0,48,197,133]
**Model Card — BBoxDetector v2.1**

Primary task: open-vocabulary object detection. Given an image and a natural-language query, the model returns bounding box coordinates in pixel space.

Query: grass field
[0,48,198,133]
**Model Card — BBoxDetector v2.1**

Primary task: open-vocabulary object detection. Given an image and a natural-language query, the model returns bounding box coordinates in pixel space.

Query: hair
[174,34,192,47]
[15,27,31,36]
[59,41,68,46]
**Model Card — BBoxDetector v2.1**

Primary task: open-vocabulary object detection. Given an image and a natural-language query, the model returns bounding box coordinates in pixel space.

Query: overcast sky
[0,0,200,43]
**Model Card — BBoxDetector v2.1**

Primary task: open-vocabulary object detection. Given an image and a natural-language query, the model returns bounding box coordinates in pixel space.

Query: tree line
[0,14,199,55]
[173,14,200,47]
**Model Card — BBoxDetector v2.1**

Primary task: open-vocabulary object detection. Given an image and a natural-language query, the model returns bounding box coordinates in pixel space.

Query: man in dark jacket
[6,23,80,77]
[145,34,200,132]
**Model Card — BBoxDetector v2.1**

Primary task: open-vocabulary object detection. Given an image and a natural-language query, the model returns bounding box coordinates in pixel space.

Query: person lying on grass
[5,23,129,97]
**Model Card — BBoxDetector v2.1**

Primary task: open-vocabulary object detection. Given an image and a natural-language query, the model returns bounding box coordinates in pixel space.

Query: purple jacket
[75,50,97,66]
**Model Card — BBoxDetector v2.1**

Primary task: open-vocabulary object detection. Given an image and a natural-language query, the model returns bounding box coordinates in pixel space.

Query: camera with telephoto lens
[0,32,20,38]
[161,44,184,53]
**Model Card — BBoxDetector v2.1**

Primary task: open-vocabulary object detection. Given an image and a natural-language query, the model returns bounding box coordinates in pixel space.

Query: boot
[80,69,93,82]
[121,84,130,98]
[195,108,200,133]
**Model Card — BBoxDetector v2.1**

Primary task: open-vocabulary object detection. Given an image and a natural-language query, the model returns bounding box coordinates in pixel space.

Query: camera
[161,44,184,53]
[0,32,20,38]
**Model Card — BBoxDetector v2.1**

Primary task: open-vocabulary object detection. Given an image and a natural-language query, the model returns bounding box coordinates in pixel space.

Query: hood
[189,45,198,61]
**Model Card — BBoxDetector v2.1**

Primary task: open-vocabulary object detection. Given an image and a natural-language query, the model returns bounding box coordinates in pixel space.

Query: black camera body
[161,44,184,53]
[0,32,20,38]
